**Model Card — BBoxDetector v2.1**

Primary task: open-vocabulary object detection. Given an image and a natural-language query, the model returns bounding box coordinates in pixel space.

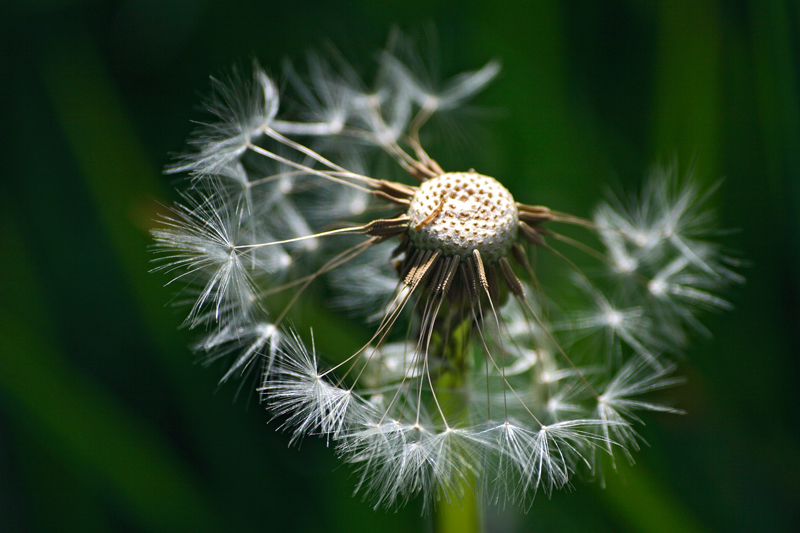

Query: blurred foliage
[2,0,798,531]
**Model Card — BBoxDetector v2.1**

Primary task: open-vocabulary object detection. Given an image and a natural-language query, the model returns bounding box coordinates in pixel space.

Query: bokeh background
[2,0,799,531]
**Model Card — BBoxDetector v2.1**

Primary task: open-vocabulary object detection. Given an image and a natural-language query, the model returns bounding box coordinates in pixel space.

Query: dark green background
[2,1,798,531]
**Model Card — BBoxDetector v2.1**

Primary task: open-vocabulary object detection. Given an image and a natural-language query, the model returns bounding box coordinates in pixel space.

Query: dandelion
[152,30,740,515]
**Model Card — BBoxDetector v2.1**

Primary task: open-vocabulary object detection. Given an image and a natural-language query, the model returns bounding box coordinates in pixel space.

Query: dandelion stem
[433,315,481,533]
[434,481,481,533]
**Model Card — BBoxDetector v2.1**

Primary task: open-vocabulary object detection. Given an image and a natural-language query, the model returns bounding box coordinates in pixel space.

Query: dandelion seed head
[154,29,742,513]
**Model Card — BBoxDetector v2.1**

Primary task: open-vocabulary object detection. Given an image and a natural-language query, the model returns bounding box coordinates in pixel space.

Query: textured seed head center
[407,172,519,263]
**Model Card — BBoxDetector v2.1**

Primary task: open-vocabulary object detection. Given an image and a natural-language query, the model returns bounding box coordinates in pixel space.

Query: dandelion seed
[153,30,741,512]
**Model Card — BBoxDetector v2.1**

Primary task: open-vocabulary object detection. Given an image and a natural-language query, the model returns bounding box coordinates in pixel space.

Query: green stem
[435,483,481,533]
[432,314,483,533]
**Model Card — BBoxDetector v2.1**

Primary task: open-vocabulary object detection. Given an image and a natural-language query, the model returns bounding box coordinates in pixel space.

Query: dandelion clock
[151,28,742,528]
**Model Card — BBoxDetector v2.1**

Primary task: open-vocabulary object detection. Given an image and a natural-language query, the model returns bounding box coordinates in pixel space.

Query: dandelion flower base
[407,172,519,264]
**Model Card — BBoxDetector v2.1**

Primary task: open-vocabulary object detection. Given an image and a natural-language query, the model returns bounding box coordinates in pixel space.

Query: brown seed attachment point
[407,172,519,263]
